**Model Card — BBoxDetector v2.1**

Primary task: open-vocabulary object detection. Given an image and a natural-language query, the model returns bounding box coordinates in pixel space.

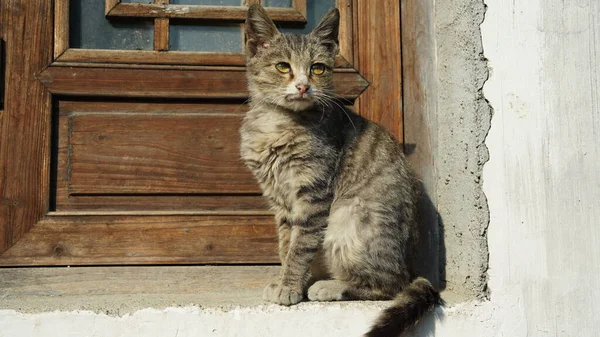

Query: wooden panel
[354,0,403,141]
[39,66,369,99]
[54,195,269,213]
[0,1,53,254]
[106,3,306,23]
[58,110,258,195]
[0,215,278,266]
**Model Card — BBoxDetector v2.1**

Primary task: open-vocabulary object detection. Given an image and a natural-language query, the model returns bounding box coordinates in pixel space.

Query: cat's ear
[311,8,340,55]
[245,4,279,57]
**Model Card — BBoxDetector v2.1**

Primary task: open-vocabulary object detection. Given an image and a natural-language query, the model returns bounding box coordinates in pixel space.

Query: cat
[240,4,442,337]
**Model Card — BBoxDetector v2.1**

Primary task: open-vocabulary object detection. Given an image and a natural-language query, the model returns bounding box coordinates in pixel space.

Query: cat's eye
[311,63,327,76]
[275,62,291,73]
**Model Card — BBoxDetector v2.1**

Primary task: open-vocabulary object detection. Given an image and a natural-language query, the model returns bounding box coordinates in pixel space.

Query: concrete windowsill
[0,266,490,337]
[0,266,401,315]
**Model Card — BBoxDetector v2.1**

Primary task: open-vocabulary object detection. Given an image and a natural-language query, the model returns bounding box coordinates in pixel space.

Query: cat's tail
[365,277,442,337]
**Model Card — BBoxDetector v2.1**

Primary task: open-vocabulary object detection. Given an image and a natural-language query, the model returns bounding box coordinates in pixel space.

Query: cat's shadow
[413,181,447,291]
[406,141,447,336]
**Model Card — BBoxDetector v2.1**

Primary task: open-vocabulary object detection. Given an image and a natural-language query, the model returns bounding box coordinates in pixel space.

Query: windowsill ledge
[0,266,496,337]
[1,265,398,314]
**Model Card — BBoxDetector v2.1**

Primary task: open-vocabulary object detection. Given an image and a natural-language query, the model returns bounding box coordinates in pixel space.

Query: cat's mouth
[285,94,312,101]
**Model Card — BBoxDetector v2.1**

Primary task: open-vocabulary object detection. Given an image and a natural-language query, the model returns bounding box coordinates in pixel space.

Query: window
[2,0,448,290]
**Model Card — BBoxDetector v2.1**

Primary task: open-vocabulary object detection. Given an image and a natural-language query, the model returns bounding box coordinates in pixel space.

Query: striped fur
[241,5,441,335]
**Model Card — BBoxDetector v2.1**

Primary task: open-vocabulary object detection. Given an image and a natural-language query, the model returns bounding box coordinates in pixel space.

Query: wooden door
[0,0,402,266]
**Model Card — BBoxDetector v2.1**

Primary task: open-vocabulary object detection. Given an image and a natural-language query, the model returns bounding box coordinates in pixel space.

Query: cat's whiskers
[317,91,357,134]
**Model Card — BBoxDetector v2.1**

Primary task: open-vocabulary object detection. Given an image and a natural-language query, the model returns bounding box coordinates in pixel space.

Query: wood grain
[39,66,369,99]
[53,195,269,212]
[154,18,170,51]
[0,1,53,254]
[292,0,307,19]
[0,265,280,296]
[54,101,268,212]
[0,215,279,266]
[105,0,119,15]
[153,0,170,51]
[56,49,247,66]
[354,0,403,141]
[55,48,352,68]
[108,3,306,23]
[54,0,69,58]
[401,0,436,180]
[337,0,354,67]
[65,114,259,195]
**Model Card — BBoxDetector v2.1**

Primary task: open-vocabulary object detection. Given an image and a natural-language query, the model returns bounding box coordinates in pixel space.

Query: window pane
[70,0,153,50]
[170,25,243,52]
[171,0,242,5]
[279,0,335,35]
[263,0,292,7]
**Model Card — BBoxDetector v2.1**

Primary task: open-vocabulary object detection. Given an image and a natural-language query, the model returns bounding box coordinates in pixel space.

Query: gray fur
[241,5,441,336]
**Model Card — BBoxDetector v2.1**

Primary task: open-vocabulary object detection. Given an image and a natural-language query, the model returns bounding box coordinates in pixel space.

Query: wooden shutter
[0,0,404,266]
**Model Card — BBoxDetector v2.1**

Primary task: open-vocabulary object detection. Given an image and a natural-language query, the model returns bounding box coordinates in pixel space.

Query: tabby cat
[240,5,442,336]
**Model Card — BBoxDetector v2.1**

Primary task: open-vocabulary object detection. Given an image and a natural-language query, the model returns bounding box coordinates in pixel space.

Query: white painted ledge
[0,301,500,337]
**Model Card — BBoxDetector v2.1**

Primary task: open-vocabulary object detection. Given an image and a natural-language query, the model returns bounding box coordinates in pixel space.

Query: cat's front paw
[307,280,347,301]
[263,282,303,306]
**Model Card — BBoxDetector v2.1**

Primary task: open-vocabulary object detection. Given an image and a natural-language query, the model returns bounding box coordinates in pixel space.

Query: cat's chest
[240,118,315,197]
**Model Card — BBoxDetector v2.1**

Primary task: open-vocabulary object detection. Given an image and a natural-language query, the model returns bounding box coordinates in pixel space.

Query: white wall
[481,0,600,335]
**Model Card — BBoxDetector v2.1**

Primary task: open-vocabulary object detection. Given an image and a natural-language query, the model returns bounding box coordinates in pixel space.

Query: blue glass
[279,0,335,35]
[171,0,242,5]
[70,0,153,50]
[263,0,292,7]
[170,25,243,52]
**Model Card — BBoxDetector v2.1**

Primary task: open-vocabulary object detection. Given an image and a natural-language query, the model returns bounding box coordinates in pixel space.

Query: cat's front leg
[264,209,328,306]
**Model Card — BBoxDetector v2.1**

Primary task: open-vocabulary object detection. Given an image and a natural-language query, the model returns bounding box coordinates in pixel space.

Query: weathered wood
[153,0,170,51]
[154,18,170,51]
[64,114,260,194]
[354,0,403,141]
[58,101,248,115]
[55,48,352,68]
[54,196,269,213]
[0,215,279,266]
[105,0,119,15]
[56,49,247,66]
[39,66,369,99]
[0,265,281,312]
[54,0,69,58]
[337,0,354,67]
[107,3,306,23]
[292,0,307,19]
[401,0,436,179]
[55,101,268,212]
[0,0,53,254]
[0,265,280,296]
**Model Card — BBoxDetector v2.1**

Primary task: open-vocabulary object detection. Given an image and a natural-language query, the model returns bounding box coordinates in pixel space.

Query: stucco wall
[481,0,600,335]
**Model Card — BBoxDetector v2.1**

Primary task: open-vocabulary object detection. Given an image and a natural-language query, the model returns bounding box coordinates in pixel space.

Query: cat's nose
[296,84,310,95]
